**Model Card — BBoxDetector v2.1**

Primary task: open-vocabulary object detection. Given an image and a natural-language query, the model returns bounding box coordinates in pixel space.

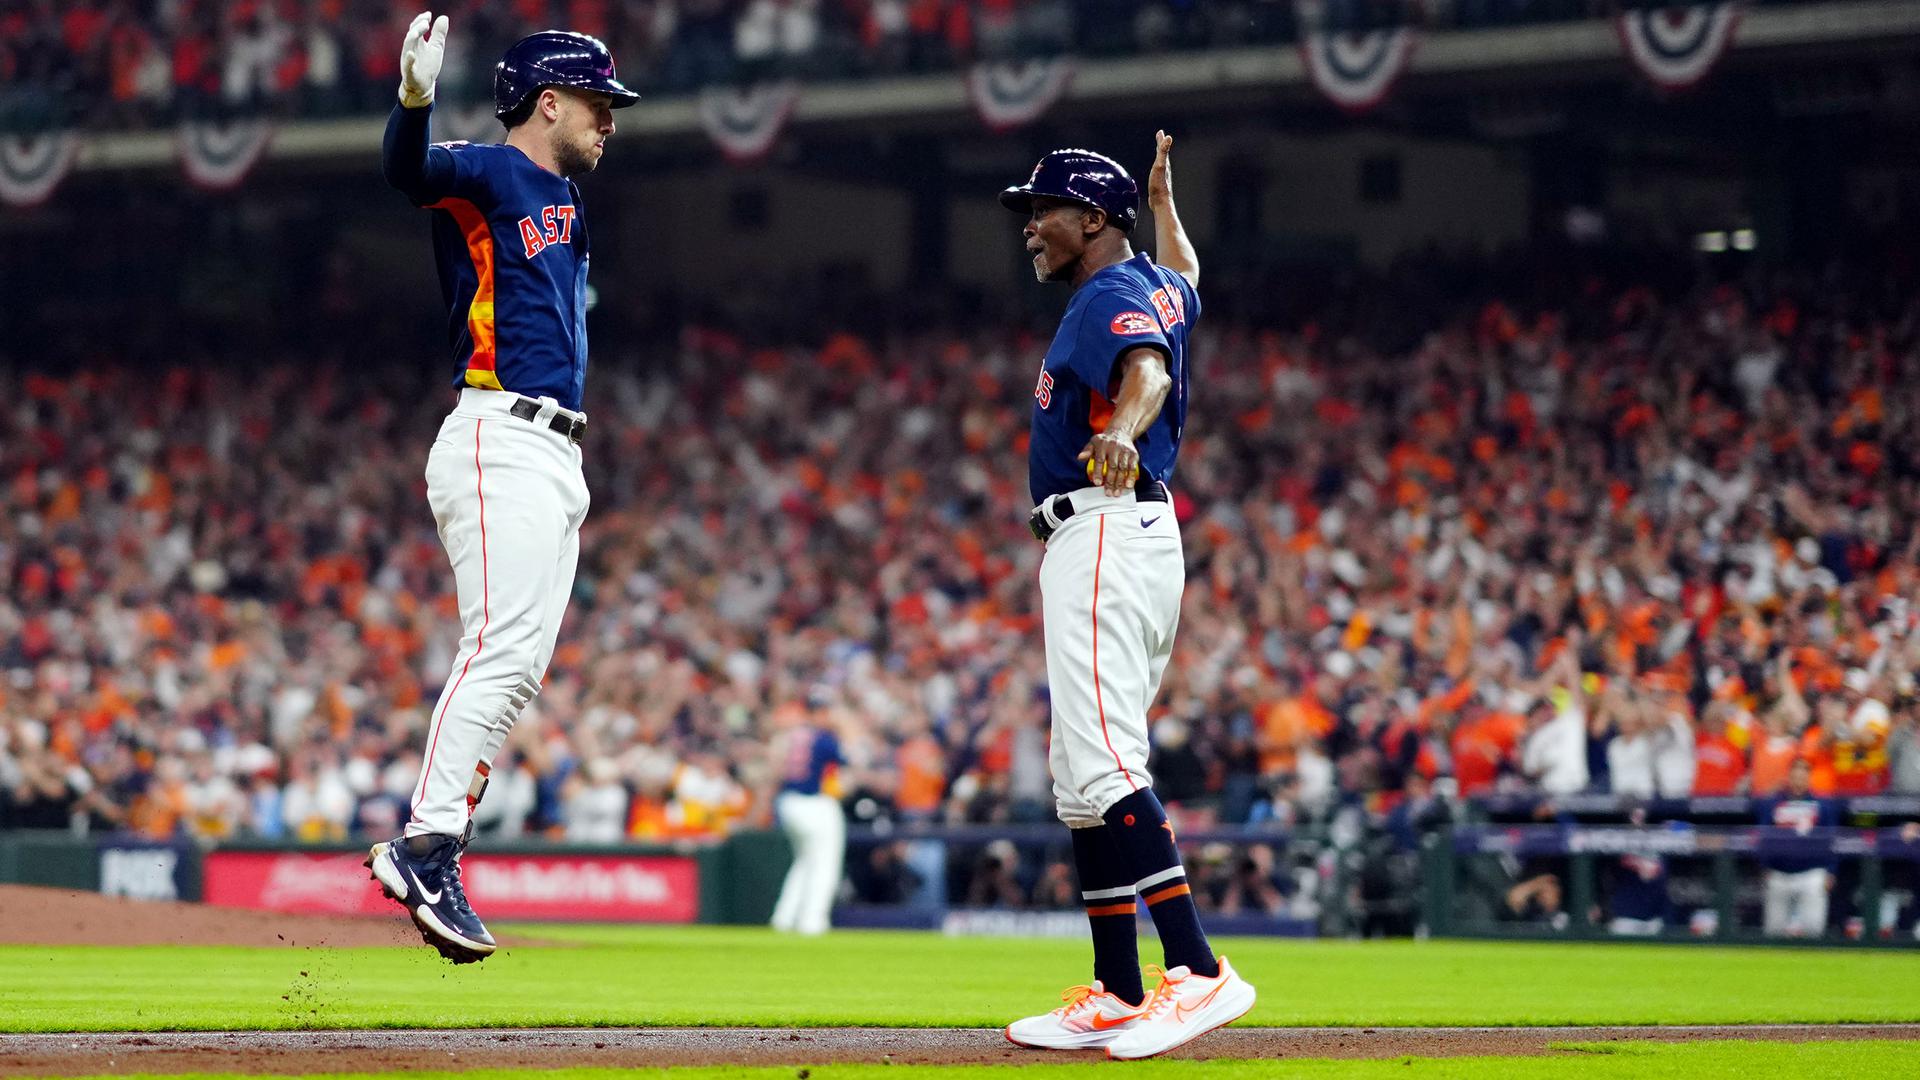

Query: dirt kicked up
[5,1024,1920,1075]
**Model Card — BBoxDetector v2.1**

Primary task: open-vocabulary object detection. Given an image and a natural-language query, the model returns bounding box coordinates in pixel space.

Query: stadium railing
[1425,824,1920,947]
[834,822,1332,939]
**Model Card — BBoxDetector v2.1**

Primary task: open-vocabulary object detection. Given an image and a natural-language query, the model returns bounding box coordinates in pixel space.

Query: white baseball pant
[771,790,846,934]
[407,388,589,839]
[1763,867,1831,937]
[1039,487,1183,828]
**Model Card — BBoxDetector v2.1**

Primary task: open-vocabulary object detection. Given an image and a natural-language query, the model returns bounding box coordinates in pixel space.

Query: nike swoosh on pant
[1140,517,1160,528]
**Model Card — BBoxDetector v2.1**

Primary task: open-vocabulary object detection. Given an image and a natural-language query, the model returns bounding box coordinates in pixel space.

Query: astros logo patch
[1110,311,1157,336]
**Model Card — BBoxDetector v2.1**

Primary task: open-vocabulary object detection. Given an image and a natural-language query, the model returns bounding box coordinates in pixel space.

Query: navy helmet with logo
[494,30,641,121]
[999,148,1138,233]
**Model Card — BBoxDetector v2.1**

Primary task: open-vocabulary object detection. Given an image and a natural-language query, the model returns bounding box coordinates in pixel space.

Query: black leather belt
[1029,479,1169,543]
[509,398,586,444]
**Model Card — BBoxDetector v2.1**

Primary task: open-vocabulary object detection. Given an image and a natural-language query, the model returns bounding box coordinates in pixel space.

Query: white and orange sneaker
[1004,980,1148,1050]
[1103,957,1257,1060]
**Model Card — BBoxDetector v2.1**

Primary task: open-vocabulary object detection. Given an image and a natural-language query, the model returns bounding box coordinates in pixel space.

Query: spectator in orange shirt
[1797,696,1851,798]
[893,716,947,823]
[1450,701,1522,797]
[1691,701,1751,797]
[1257,675,1333,777]
[1751,653,1811,797]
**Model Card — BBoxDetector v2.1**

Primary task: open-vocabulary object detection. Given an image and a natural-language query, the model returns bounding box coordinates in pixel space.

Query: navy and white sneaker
[366,833,496,964]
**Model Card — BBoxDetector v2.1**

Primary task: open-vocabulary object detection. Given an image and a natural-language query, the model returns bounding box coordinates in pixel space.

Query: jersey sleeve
[381,103,492,207]
[1171,266,1202,325]
[432,143,498,205]
[1069,286,1173,393]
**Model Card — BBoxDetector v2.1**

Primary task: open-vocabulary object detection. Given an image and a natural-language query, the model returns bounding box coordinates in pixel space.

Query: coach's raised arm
[1147,130,1197,288]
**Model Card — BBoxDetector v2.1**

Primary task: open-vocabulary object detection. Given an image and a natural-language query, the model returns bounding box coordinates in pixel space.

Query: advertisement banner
[97,838,199,902]
[202,850,699,922]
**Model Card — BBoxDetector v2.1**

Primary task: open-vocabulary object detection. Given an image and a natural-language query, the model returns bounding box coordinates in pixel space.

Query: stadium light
[1694,231,1729,253]
[1732,229,1757,251]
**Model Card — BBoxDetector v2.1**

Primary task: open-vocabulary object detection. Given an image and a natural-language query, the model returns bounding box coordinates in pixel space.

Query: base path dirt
[3,1024,1917,1075]
[0,885,555,950]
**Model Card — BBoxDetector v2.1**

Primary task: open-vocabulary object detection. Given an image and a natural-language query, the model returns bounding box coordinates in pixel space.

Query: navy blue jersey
[1758,797,1839,874]
[1608,855,1669,922]
[779,726,844,797]
[383,105,591,411]
[1029,253,1196,505]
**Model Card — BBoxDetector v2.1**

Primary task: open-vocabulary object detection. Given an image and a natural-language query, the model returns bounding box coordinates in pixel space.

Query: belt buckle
[546,413,584,444]
[1027,505,1050,543]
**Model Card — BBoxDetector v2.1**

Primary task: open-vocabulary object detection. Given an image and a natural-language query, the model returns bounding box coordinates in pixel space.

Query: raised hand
[1148,129,1174,209]
[399,12,450,108]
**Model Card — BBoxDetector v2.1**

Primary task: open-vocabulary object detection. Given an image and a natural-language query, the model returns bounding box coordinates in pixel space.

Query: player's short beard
[551,130,598,177]
[1035,252,1071,284]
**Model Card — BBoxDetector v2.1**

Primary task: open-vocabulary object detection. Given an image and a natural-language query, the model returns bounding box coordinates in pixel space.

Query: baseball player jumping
[367,12,636,963]
[1001,136,1256,1059]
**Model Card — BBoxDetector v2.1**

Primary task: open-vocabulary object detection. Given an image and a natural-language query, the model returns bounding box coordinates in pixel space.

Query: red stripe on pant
[1091,515,1137,793]
[412,418,492,829]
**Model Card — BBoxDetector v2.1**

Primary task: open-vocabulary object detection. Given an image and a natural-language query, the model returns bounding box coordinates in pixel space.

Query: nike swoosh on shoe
[409,868,443,905]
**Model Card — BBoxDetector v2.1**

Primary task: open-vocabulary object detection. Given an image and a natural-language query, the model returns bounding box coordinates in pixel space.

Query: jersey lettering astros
[1029,252,1197,505]
[420,141,591,411]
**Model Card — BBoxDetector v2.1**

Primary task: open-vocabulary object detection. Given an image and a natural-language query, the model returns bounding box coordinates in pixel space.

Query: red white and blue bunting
[431,102,502,147]
[177,117,275,191]
[966,57,1075,132]
[1617,2,1741,93]
[0,129,82,208]
[697,81,802,165]
[1295,2,1421,115]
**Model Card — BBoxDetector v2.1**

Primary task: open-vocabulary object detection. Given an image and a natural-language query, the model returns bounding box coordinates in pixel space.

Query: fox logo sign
[518,205,577,259]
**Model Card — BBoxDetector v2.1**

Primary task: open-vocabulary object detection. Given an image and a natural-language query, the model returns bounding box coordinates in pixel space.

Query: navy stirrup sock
[1101,789,1218,978]
[1071,825,1145,1006]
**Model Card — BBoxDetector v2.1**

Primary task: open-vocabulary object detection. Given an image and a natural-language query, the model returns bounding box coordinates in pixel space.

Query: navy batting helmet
[494,30,640,121]
[999,149,1138,233]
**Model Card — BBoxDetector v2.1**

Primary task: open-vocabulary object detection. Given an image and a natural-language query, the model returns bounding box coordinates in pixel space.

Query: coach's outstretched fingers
[1149,130,1174,208]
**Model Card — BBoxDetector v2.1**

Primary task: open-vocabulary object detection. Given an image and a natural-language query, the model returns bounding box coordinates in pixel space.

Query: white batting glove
[398,12,449,108]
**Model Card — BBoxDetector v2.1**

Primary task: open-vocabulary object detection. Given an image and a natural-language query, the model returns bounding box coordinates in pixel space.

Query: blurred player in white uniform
[771,704,846,935]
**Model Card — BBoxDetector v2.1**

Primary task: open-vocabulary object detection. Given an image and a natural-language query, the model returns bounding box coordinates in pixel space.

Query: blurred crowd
[1,0,1724,132]
[4,251,1920,868]
[0,0,1264,129]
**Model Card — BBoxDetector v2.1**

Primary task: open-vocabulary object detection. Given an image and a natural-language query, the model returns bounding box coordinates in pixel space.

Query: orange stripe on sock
[1085,901,1137,917]
[1143,883,1191,906]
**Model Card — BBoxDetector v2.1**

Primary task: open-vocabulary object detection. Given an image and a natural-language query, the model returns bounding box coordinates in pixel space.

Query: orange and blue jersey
[383,104,590,411]
[779,726,844,798]
[1029,252,1196,505]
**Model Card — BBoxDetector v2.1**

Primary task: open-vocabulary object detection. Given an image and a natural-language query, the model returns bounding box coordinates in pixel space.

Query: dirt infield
[3,1024,1917,1075]
[3,886,1914,1074]
[0,885,425,950]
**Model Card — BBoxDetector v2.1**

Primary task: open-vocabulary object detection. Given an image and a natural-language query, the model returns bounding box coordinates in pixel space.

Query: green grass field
[5,926,1920,1032]
[44,1043,1920,1080]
